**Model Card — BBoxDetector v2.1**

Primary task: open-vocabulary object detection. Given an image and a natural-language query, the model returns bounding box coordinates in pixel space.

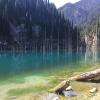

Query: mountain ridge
[59,0,100,25]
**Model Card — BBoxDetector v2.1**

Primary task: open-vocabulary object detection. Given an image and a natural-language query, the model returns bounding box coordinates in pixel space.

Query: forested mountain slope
[0,0,80,52]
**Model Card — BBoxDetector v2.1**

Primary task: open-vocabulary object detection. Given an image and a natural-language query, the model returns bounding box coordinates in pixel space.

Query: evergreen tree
[0,0,80,52]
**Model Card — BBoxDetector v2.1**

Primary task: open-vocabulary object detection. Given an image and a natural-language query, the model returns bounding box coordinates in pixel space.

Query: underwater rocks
[63,90,78,97]
[8,96,17,99]
[63,86,79,97]
[89,87,97,93]
[42,93,60,100]
[66,86,73,91]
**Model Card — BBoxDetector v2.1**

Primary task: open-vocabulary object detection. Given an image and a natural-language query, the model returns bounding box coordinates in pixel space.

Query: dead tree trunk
[49,69,100,94]
[49,80,70,93]
[69,69,100,81]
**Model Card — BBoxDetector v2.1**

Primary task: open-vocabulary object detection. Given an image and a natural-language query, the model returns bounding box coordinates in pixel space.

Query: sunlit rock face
[85,34,97,62]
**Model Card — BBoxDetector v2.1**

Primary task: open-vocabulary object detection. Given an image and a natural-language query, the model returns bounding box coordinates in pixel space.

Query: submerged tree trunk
[69,69,100,81]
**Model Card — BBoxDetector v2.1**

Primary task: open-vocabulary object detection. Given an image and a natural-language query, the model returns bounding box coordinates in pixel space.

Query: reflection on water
[0,52,97,77]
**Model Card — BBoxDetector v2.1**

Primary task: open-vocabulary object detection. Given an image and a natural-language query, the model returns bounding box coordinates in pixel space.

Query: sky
[50,0,80,8]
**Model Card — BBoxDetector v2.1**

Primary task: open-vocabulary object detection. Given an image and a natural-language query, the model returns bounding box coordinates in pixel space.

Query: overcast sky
[50,0,80,8]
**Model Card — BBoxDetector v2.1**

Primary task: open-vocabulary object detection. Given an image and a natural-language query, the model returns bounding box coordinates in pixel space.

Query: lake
[0,51,99,79]
[0,52,84,77]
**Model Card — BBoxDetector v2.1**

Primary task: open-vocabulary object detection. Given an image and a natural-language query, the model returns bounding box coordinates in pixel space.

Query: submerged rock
[52,97,59,100]
[8,96,17,99]
[63,90,78,97]
[89,88,97,93]
[66,86,73,91]
[42,93,60,100]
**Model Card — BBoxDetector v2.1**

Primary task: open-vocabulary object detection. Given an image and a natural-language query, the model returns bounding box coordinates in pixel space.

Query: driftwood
[69,68,100,81]
[49,80,70,93]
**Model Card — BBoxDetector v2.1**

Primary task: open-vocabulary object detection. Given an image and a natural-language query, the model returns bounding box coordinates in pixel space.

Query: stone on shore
[66,86,73,91]
[89,88,97,93]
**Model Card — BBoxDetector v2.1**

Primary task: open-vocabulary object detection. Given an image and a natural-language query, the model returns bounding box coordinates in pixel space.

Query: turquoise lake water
[0,52,94,78]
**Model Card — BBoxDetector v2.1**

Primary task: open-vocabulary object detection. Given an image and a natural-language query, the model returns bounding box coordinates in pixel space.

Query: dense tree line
[0,0,80,53]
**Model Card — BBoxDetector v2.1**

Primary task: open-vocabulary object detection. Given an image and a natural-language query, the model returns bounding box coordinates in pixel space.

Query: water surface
[0,52,96,78]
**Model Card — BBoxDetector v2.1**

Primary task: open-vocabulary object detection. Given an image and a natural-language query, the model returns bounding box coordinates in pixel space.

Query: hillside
[59,0,100,25]
[0,0,80,52]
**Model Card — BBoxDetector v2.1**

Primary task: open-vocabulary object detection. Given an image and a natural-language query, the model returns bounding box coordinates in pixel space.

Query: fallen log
[49,80,70,93]
[69,68,100,81]
[49,69,100,94]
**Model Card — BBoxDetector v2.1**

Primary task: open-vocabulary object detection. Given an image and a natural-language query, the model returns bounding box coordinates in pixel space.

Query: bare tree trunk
[49,80,70,93]
[69,69,100,81]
